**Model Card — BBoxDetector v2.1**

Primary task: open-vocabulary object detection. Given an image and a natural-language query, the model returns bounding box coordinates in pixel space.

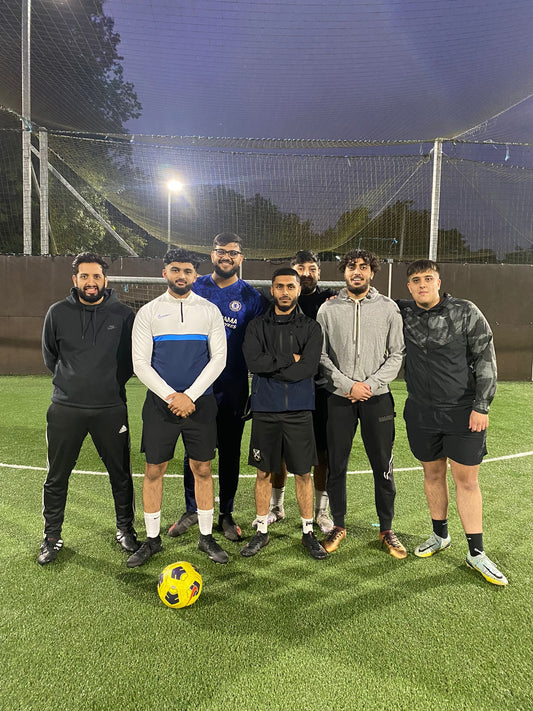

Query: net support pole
[167,190,172,249]
[39,128,49,255]
[429,138,443,261]
[22,0,32,255]
[39,156,138,256]
[387,259,393,299]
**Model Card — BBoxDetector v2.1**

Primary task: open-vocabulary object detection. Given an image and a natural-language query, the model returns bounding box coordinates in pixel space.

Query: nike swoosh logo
[157,313,171,319]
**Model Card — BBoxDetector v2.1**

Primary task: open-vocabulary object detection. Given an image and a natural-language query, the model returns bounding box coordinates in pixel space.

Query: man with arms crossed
[317,249,407,558]
[168,233,266,542]
[399,259,507,585]
[262,250,336,532]
[241,268,327,559]
[39,252,137,564]
[127,249,228,566]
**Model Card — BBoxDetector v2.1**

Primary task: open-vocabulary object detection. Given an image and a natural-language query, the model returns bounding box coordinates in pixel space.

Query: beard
[298,277,317,295]
[346,281,369,297]
[213,262,239,279]
[274,297,297,312]
[167,281,193,296]
[76,285,105,304]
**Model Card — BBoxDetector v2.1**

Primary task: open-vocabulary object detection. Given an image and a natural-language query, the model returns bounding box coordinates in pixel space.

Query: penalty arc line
[1,450,532,478]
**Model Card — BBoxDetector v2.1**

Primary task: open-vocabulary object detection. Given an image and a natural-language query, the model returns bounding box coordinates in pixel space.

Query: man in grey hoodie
[317,249,406,558]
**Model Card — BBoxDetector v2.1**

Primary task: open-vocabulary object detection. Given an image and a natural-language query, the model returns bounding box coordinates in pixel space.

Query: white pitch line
[1,450,532,477]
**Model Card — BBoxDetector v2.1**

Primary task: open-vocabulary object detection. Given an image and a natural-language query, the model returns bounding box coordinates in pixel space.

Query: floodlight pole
[22,0,32,255]
[429,138,443,261]
[39,128,49,254]
[167,190,172,249]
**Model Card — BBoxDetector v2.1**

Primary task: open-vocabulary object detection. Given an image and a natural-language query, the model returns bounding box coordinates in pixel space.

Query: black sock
[432,519,448,539]
[466,533,484,557]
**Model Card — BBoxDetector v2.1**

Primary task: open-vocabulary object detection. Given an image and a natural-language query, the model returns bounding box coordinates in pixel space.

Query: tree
[0,0,141,132]
[0,1,143,254]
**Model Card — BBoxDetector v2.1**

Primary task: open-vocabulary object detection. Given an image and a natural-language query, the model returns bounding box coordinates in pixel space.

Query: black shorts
[403,398,487,466]
[312,386,329,452]
[248,411,317,476]
[141,390,217,464]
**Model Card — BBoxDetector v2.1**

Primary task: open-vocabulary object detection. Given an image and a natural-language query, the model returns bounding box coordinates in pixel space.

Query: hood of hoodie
[262,301,306,323]
[66,287,117,346]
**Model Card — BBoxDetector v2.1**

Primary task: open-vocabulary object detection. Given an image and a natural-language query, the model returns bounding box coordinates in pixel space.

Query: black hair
[271,267,300,283]
[213,232,242,249]
[338,249,380,274]
[72,252,108,275]
[290,250,319,267]
[406,259,440,278]
[164,248,200,271]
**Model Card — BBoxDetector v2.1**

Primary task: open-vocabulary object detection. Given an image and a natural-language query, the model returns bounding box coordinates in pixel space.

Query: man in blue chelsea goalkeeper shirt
[167,233,268,543]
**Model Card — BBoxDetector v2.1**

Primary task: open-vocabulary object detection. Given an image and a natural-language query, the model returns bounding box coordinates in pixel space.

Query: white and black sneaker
[37,536,63,565]
[466,552,508,586]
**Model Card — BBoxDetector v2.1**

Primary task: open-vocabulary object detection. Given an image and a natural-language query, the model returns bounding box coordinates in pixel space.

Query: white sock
[255,515,268,534]
[315,490,328,514]
[302,518,314,535]
[144,511,161,539]
[270,486,285,509]
[197,508,214,536]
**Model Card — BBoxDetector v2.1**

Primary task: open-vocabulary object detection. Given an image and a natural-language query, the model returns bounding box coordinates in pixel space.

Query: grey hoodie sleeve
[363,308,405,393]
[317,306,356,394]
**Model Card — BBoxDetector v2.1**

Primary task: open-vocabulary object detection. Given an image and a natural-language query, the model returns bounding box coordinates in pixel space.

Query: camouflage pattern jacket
[397,294,497,414]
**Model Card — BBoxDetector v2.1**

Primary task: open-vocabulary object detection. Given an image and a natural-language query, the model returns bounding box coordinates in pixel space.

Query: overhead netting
[1,0,533,261]
[1,122,533,262]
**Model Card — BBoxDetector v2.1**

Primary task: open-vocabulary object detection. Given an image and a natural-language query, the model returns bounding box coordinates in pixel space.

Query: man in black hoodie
[38,253,138,565]
[241,268,327,560]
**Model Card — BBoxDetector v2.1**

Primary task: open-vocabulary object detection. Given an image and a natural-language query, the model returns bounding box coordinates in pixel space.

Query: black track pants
[43,402,135,537]
[326,392,396,530]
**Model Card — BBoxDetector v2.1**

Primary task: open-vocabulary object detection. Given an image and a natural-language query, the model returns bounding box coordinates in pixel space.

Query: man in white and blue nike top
[127,249,229,566]
[167,233,267,543]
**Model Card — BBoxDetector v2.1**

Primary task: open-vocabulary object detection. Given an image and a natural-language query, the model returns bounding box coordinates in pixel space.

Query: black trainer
[37,536,63,565]
[168,511,198,537]
[116,527,140,553]
[218,513,242,542]
[302,531,328,559]
[198,534,229,564]
[126,535,162,568]
[240,531,269,557]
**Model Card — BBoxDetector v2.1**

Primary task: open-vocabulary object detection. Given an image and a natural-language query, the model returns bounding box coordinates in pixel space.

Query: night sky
[105,0,533,142]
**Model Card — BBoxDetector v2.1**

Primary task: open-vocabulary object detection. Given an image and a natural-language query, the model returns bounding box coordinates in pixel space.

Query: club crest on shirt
[252,448,261,462]
[229,300,242,312]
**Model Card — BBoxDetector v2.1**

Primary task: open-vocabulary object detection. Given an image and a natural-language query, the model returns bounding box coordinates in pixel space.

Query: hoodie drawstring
[353,298,361,357]
[80,307,98,345]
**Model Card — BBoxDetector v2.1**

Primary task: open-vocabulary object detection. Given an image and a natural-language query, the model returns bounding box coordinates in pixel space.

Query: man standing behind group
[241,268,327,559]
[399,259,507,586]
[167,233,267,542]
[264,250,336,533]
[39,252,137,565]
[317,249,407,558]
[127,249,228,566]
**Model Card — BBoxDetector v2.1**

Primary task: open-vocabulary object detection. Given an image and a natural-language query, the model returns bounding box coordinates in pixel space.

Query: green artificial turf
[0,377,532,711]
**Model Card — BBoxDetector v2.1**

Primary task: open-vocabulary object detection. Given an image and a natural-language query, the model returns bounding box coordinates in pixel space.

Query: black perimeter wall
[0,255,531,380]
